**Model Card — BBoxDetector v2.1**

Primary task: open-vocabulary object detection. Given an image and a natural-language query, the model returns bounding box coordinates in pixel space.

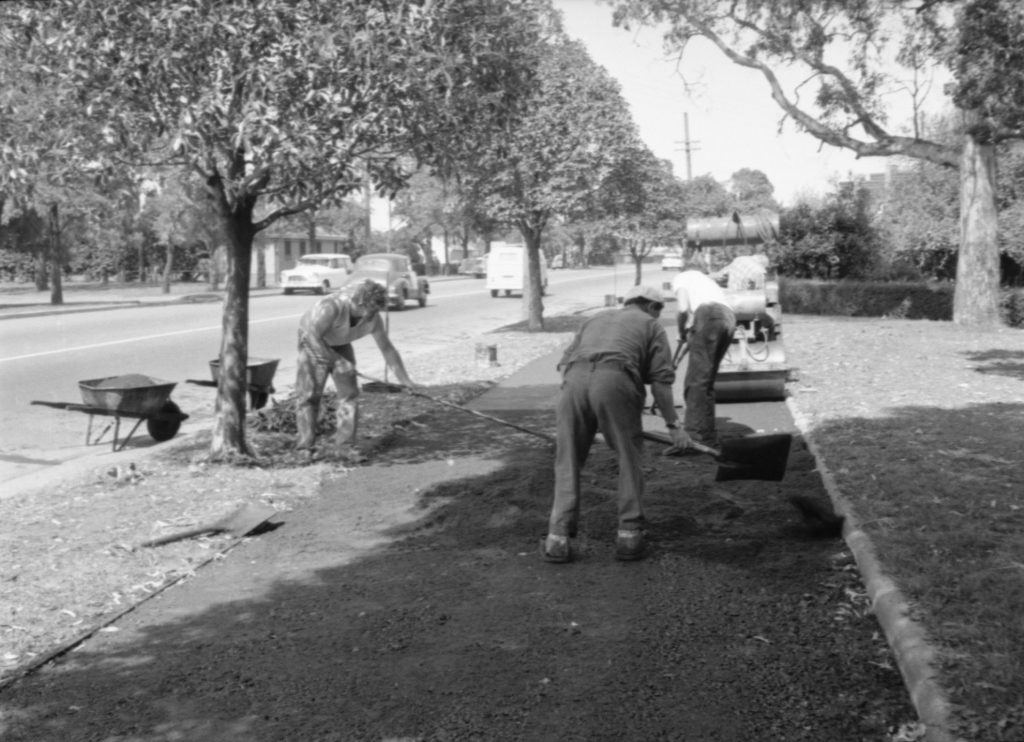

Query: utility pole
[674,112,700,181]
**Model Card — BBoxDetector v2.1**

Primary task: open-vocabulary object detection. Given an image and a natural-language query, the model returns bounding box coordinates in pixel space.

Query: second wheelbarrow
[187,357,280,410]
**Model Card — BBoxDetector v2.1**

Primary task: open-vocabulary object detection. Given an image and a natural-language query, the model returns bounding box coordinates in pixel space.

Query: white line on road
[0,270,616,363]
[0,314,302,363]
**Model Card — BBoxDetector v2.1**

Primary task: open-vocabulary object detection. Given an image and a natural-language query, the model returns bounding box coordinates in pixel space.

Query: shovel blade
[714,433,792,482]
[220,503,279,537]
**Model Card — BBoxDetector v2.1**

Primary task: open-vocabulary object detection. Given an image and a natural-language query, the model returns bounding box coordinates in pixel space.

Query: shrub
[1000,288,1024,327]
[780,278,954,320]
[780,279,1024,328]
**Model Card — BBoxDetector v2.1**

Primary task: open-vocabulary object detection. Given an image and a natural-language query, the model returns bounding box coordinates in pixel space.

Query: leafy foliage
[14,0,545,455]
[466,32,640,328]
[606,0,1024,325]
[778,184,878,280]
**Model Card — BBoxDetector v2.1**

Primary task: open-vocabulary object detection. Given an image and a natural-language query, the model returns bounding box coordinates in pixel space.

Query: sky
[371,1,947,227]
[552,0,923,206]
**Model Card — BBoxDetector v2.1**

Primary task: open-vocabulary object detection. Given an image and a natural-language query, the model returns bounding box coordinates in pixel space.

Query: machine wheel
[490,289,498,297]
[147,401,183,442]
[504,289,512,297]
[249,390,270,410]
[283,288,294,295]
[417,293,427,308]
[391,291,406,311]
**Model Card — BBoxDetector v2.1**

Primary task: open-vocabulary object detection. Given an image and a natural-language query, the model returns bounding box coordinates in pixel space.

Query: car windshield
[358,258,400,272]
[298,257,332,268]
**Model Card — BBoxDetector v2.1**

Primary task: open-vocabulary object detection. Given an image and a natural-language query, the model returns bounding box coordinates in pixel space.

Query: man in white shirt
[670,260,737,448]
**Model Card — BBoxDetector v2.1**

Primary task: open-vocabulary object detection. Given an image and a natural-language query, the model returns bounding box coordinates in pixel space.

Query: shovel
[138,502,278,548]
[646,430,792,482]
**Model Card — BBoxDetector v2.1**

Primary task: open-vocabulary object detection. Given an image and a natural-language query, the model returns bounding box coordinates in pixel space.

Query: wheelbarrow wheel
[147,401,183,442]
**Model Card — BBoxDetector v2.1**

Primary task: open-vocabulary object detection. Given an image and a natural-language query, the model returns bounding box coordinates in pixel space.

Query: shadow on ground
[0,392,922,742]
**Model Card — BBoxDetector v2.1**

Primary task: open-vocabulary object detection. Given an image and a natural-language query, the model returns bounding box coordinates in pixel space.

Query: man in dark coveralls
[543,285,688,563]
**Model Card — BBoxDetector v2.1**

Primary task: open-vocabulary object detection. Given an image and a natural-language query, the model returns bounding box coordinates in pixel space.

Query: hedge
[779,278,1024,328]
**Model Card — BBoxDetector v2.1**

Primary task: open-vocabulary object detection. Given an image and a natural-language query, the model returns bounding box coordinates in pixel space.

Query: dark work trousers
[682,303,736,446]
[295,338,358,451]
[549,362,646,538]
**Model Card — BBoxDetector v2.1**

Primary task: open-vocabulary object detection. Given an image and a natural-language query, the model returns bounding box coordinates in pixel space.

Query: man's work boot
[541,534,572,564]
[615,529,646,561]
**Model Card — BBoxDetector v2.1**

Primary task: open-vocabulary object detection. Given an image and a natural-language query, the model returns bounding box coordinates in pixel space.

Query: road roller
[682,210,796,402]
[715,280,794,401]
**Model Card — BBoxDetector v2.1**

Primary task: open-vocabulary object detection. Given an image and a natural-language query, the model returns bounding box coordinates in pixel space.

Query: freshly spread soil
[3,313,1022,741]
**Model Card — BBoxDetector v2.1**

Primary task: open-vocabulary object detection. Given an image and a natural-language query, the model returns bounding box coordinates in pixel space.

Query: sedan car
[281,253,353,294]
[458,256,486,278]
[346,253,429,310]
[660,250,683,271]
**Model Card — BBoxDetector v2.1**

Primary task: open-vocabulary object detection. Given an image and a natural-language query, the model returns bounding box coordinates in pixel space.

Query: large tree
[594,144,688,284]
[609,0,1024,326]
[13,0,542,458]
[469,33,639,330]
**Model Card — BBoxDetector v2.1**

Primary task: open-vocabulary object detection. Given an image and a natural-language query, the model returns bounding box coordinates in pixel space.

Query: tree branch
[693,17,959,168]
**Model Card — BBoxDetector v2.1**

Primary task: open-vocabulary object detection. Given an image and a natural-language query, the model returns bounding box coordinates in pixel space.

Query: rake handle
[358,372,555,444]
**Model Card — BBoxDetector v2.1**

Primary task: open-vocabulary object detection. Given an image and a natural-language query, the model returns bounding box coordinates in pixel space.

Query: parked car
[345,253,429,310]
[281,253,353,294]
[661,250,683,271]
[458,256,486,278]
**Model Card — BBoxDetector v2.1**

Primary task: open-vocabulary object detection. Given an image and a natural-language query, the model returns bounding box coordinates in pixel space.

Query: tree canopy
[10,0,547,457]
[466,32,639,329]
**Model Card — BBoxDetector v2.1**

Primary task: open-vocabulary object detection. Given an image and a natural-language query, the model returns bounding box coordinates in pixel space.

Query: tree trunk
[954,119,1002,326]
[443,227,451,273]
[162,243,174,294]
[34,252,48,291]
[48,203,63,305]
[209,206,254,459]
[518,223,545,332]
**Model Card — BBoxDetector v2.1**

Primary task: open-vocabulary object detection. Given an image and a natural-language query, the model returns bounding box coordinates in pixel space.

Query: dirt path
[0,392,917,741]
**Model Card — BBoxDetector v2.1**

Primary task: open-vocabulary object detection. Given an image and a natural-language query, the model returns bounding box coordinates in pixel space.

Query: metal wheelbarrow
[187,357,279,410]
[31,373,189,452]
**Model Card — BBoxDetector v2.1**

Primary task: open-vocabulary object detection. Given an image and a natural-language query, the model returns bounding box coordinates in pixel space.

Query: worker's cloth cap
[624,285,665,304]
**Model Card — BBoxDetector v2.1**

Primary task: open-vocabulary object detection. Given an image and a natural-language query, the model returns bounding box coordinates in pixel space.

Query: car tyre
[283,288,294,295]
[490,289,498,297]
[417,293,427,308]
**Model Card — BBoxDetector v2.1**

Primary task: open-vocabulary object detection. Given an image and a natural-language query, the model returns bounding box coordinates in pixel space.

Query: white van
[485,243,548,297]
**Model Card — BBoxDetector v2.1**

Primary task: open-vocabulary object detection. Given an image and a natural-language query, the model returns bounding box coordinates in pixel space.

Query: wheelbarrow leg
[114,418,146,452]
[86,414,116,448]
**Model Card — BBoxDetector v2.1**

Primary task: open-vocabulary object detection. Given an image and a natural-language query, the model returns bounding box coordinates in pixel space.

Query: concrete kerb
[785,397,959,742]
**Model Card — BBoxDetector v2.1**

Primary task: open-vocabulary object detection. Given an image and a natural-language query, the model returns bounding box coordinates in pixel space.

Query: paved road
[0,268,656,485]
